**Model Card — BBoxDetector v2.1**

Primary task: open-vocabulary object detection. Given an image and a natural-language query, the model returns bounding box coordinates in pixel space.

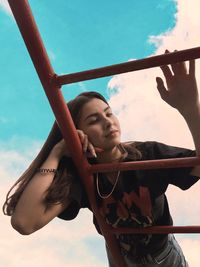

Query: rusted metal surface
[8,1,127,266]
[111,226,200,234]
[56,47,200,85]
[90,157,200,173]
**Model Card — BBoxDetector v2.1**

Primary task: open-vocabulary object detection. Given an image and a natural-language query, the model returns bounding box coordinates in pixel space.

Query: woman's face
[78,98,121,150]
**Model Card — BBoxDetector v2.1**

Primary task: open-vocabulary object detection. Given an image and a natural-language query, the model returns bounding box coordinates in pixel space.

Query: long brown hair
[3,91,109,216]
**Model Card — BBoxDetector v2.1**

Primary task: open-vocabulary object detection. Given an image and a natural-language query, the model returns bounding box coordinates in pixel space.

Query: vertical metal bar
[7,0,87,174]
[8,1,127,266]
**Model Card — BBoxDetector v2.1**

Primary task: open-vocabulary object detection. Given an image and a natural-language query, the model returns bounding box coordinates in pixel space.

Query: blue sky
[2,1,200,267]
[0,0,176,143]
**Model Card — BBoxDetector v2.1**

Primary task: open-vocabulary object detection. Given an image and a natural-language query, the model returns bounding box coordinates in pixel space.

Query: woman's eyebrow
[84,106,110,121]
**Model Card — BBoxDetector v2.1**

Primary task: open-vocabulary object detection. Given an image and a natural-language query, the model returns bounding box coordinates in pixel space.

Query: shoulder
[121,140,157,152]
[121,141,195,160]
[120,141,144,160]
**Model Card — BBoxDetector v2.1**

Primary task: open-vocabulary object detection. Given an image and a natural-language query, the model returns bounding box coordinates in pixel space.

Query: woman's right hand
[52,130,99,159]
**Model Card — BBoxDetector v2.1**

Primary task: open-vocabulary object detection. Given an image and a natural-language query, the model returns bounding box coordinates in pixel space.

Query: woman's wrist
[182,106,200,123]
[180,104,200,155]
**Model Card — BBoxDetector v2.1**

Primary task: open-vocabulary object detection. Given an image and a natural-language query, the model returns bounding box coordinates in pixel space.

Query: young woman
[3,53,200,267]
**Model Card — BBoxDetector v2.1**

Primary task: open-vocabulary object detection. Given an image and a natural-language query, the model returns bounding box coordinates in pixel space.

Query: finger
[77,130,84,143]
[156,77,169,101]
[171,61,187,75]
[189,59,195,76]
[86,145,104,158]
[168,50,186,75]
[160,65,173,81]
[94,146,104,153]
[87,142,97,158]
[165,49,186,75]
[77,130,88,152]
[82,135,89,152]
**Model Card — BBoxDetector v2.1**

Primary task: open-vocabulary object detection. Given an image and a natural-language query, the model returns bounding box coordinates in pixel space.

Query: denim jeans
[106,234,189,267]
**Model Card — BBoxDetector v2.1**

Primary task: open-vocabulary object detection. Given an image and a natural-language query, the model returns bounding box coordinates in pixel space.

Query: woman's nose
[104,117,113,128]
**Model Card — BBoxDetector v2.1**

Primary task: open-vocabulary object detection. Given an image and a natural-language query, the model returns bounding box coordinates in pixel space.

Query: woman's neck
[97,145,123,163]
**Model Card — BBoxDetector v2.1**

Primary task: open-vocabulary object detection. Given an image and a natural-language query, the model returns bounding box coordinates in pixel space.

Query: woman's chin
[102,140,121,151]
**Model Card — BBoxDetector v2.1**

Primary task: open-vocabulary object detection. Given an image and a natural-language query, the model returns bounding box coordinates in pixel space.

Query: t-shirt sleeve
[137,141,200,190]
[57,178,88,221]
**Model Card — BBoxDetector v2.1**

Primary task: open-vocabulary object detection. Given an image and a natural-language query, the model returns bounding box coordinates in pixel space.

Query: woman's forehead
[84,98,109,111]
[81,98,110,118]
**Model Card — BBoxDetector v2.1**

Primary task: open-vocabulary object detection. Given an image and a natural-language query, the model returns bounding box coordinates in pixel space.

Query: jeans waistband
[120,236,170,264]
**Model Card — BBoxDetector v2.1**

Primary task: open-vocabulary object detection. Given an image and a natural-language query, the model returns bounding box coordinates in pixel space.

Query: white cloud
[0,116,9,123]
[0,0,12,16]
[1,146,199,267]
[0,144,106,267]
[48,49,56,61]
[108,0,200,265]
[1,0,200,266]
[108,0,200,148]
[167,184,200,225]
[166,184,200,266]
[176,238,200,267]
[0,139,41,181]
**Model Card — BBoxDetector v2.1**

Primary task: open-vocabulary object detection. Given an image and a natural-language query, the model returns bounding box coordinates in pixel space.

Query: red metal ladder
[8,1,200,267]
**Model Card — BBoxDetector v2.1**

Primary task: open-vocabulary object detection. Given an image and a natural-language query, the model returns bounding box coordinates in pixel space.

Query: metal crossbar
[55,47,200,85]
[8,1,200,267]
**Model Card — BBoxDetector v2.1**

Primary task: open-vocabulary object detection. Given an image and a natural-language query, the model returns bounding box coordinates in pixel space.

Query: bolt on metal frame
[8,1,200,267]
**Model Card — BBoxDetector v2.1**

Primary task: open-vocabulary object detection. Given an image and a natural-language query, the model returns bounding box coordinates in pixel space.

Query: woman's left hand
[156,49,199,116]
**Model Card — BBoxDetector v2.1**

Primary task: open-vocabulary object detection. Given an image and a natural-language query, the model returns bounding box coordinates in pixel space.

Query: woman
[3,53,200,266]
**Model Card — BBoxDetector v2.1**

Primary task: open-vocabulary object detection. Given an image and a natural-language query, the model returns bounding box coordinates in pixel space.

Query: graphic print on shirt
[99,186,153,228]
[99,185,154,251]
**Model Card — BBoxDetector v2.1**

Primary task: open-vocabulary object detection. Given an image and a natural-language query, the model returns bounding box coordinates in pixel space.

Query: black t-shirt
[58,141,199,258]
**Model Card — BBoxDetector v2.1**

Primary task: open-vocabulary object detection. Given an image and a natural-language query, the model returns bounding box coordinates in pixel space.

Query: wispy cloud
[166,184,200,266]
[176,238,200,267]
[0,0,12,16]
[108,0,200,265]
[47,49,56,61]
[0,116,9,123]
[108,0,200,148]
[0,144,106,267]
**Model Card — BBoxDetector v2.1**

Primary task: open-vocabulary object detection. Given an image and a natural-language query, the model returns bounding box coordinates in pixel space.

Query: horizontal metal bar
[56,47,200,85]
[90,157,200,173]
[111,226,200,234]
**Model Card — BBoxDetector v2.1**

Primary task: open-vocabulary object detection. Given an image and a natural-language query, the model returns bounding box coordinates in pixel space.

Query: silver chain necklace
[96,171,120,199]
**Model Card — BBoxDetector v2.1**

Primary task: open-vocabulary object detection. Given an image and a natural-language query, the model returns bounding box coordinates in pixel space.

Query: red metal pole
[90,157,200,173]
[55,47,200,85]
[112,226,200,234]
[8,1,127,267]
[7,0,87,172]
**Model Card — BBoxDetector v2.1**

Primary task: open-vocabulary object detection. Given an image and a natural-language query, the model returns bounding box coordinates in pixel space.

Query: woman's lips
[105,130,118,137]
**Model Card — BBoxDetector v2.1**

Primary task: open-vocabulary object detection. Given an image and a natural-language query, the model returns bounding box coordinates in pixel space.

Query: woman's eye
[107,112,113,117]
[88,118,98,124]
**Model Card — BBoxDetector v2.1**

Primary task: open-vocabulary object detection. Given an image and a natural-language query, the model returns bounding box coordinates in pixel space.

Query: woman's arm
[156,50,200,176]
[11,130,97,235]
[11,144,70,235]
